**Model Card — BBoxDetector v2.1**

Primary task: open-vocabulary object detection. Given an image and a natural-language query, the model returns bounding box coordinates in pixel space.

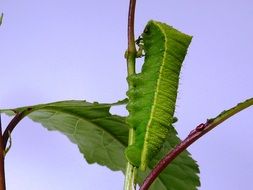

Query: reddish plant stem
[139,123,209,190]
[0,14,5,190]
[140,98,253,190]
[0,108,31,190]
[2,110,28,150]
[126,0,137,78]
[127,0,137,55]
[0,114,6,190]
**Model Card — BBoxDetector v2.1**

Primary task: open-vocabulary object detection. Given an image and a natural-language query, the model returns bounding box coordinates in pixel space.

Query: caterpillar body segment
[125,20,192,170]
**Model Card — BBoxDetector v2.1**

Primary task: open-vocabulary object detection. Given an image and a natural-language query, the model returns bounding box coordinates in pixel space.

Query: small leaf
[1,99,199,189]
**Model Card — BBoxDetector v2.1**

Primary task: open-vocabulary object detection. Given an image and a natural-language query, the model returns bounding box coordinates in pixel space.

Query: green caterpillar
[125,20,192,171]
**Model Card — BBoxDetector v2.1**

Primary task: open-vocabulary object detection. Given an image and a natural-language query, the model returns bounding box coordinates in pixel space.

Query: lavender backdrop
[1,0,253,189]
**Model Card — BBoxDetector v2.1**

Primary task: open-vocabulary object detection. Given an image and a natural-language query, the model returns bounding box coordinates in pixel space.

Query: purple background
[1,0,253,189]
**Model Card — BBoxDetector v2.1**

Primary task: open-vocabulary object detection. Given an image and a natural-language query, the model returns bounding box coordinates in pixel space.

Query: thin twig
[127,0,137,55]
[139,98,253,190]
[0,114,6,190]
[2,110,28,150]
[126,0,137,78]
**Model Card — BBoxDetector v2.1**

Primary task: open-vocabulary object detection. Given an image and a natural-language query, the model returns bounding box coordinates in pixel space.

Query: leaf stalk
[0,114,6,190]
[139,98,253,190]
[2,110,29,150]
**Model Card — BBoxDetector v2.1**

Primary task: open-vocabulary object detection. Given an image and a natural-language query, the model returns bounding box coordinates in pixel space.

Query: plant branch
[0,14,6,190]
[0,114,6,190]
[124,0,137,190]
[126,0,137,77]
[139,98,253,190]
[2,110,29,150]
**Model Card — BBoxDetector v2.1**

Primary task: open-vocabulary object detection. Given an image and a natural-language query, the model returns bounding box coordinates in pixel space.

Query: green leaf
[1,100,199,189]
[1,99,129,171]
